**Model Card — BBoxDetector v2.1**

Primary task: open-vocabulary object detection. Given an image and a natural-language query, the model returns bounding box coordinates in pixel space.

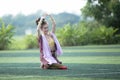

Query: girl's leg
[48,63,67,69]
[41,64,50,69]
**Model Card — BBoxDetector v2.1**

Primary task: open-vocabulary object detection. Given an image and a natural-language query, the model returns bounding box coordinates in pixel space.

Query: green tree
[81,0,120,33]
[0,19,15,50]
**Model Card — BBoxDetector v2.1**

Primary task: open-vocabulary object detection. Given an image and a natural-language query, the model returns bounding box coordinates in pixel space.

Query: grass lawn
[0,45,120,80]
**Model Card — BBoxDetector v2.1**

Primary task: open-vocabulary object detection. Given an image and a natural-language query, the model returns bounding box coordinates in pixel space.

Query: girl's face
[42,23,49,34]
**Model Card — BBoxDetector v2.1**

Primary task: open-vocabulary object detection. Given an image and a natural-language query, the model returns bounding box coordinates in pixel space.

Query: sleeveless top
[47,35,56,52]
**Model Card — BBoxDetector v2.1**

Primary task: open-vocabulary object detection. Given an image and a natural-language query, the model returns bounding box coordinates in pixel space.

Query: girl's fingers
[42,13,48,17]
[43,12,50,17]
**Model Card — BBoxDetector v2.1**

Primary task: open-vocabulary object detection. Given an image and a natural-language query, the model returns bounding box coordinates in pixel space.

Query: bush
[57,23,76,46]
[0,19,14,50]
[24,35,38,49]
[56,22,120,46]
[86,26,118,44]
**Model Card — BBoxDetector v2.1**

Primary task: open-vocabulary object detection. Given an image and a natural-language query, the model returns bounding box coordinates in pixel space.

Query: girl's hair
[36,17,47,28]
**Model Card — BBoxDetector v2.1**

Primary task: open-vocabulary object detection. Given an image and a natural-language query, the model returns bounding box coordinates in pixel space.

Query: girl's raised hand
[42,13,49,18]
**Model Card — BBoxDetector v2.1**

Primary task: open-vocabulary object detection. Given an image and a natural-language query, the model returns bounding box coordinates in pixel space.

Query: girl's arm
[49,15,56,33]
[37,17,44,38]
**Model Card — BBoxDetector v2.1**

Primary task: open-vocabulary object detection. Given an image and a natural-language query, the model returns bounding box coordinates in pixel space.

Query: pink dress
[38,32,62,67]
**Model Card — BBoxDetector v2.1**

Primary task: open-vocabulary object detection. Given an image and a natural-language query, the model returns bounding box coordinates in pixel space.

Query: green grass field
[0,45,120,80]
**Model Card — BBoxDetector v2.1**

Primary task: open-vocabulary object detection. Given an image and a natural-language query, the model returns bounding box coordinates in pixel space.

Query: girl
[36,13,67,69]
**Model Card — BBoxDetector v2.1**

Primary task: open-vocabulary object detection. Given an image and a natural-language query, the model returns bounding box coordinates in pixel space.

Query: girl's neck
[44,32,49,36]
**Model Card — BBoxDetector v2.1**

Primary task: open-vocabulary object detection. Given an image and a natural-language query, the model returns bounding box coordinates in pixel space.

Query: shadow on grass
[0,63,120,79]
[0,52,120,57]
